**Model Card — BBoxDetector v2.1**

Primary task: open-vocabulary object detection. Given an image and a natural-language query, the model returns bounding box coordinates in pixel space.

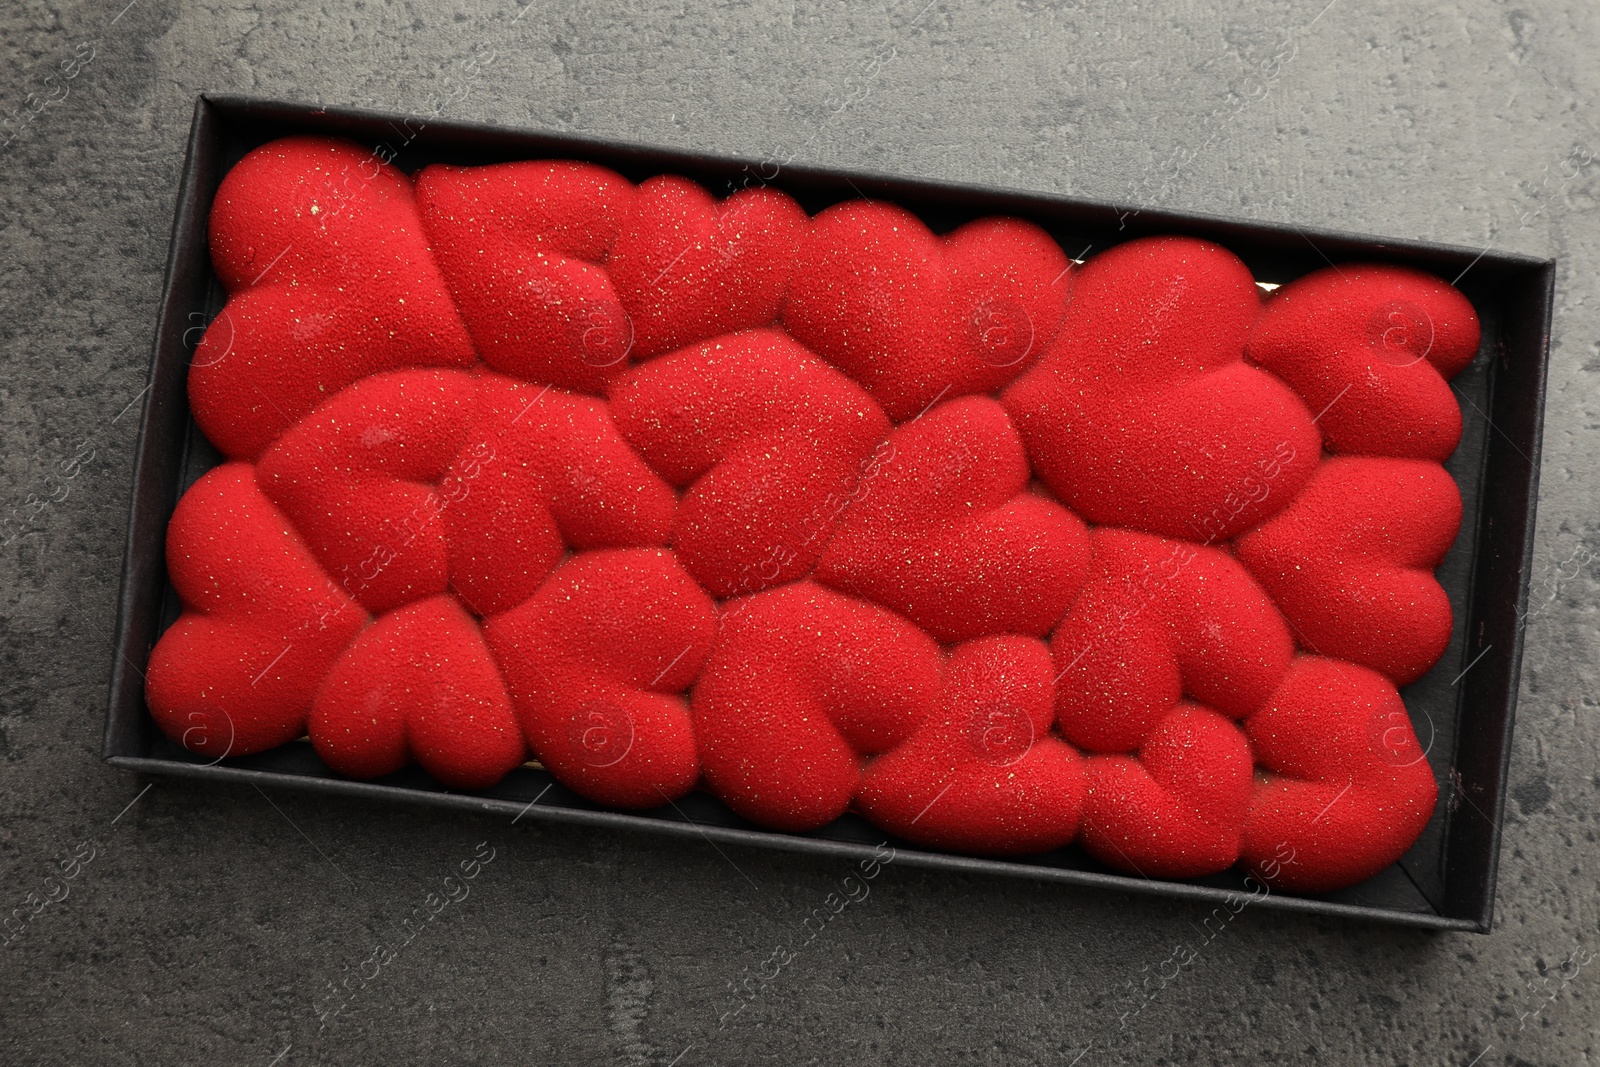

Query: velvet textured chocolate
[147,134,1481,894]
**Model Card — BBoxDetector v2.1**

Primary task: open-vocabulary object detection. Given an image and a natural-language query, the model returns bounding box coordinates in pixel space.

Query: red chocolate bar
[148,134,1477,893]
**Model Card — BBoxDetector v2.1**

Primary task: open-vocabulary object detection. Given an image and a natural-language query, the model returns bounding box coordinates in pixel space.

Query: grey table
[1,1,1595,1064]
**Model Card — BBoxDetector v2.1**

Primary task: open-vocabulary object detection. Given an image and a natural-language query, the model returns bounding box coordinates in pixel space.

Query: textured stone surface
[1,0,1597,1063]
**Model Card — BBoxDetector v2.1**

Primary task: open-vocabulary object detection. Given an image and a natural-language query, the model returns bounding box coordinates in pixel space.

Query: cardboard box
[105,94,1555,932]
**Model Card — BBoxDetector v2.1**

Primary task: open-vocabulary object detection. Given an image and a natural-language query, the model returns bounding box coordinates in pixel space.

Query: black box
[105,94,1554,932]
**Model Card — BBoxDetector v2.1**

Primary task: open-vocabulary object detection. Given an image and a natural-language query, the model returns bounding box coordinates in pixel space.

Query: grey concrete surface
[1,0,1597,1063]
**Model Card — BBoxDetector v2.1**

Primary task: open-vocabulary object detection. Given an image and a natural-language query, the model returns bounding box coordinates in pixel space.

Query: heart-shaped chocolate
[441,373,676,616]
[606,176,808,361]
[256,369,479,616]
[608,328,890,598]
[1079,703,1254,879]
[194,136,477,461]
[483,549,718,809]
[1240,656,1437,893]
[309,594,525,789]
[856,635,1086,855]
[1234,457,1460,686]
[814,395,1090,643]
[692,581,942,831]
[415,159,640,395]
[146,464,368,758]
[256,369,677,620]
[1052,529,1294,753]
[782,201,1073,421]
[1003,236,1322,542]
[1246,264,1480,462]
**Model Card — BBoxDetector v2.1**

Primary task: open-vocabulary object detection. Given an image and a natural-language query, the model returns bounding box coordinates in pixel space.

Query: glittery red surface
[149,134,1479,893]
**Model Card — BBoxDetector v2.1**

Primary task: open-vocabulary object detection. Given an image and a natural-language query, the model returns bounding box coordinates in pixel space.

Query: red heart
[415,159,640,395]
[309,594,525,789]
[1079,703,1254,879]
[1052,529,1294,753]
[813,395,1090,643]
[783,201,1073,421]
[482,549,718,809]
[256,369,677,619]
[856,635,1086,856]
[146,464,367,757]
[255,369,480,616]
[1003,236,1322,542]
[1240,656,1437,893]
[194,136,477,461]
[441,374,676,616]
[607,329,891,598]
[1246,264,1480,462]
[692,581,942,831]
[606,176,808,361]
[1234,457,1460,685]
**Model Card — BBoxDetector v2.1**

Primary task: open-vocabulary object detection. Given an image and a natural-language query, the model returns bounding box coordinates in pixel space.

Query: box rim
[1455,257,1556,934]
[106,756,1483,932]
[196,93,1556,275]
[105,94,215,764]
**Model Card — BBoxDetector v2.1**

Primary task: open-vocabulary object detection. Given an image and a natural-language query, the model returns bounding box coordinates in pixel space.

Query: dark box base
[106,94,1556,932]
